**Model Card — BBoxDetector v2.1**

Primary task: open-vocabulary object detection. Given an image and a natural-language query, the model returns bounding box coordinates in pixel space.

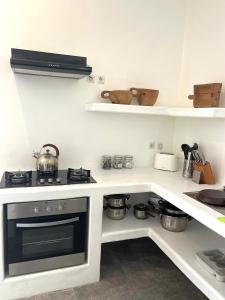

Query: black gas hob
[0,168,96,188]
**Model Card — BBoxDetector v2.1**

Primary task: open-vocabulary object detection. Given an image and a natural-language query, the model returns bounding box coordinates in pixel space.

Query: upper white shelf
[85,102,225,118]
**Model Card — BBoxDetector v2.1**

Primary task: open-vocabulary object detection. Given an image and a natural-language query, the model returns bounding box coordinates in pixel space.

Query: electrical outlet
[98,75,105,84]
[157,142,163,151]
[149,141,155,149]
[88,74,95,83]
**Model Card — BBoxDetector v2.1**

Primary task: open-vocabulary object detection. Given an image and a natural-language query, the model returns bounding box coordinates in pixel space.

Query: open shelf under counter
[85,102,225,118]
[102,211,225,300]
[102,211,150,243]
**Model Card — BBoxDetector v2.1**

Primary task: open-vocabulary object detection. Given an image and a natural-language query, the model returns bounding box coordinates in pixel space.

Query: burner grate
[68,168,90,182]
[5,171,32,184]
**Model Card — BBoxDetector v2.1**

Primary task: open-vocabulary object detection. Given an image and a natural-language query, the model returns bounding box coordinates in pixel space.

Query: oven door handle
[16,217,79,228]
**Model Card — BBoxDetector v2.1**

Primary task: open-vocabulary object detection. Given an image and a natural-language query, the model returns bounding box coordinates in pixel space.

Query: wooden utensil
[188,83,222,108]
[101,90,133,105]
[130,88,159,106]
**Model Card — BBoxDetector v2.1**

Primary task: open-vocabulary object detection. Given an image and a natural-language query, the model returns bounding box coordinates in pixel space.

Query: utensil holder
[193,162,215,185]
[182,159,193,178]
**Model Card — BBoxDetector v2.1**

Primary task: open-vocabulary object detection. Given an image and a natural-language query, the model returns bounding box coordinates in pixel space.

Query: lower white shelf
[102,212,225,300]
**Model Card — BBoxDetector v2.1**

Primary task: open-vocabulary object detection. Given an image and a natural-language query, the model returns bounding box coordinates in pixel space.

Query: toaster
[154,152,178,172]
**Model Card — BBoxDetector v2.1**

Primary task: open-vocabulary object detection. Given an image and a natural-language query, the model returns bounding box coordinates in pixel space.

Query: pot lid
[159,201,185,215]
[105,194,129,200]
[133,203,148,211]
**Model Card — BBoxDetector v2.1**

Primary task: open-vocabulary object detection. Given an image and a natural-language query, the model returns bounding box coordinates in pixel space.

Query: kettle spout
[33,152,40,159]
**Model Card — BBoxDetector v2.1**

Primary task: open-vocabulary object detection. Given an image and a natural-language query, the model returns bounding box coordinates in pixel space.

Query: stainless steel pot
[33,144,59,172]
[158,199,191,232]
[105,205,130,220]
[160,214,190,232]
[133,203,155,220]
[104,194,130,220]
[104,194,130,207]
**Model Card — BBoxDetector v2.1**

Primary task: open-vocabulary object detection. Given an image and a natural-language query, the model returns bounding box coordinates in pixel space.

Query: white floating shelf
[85,102,225,118]
[102,212,225,300]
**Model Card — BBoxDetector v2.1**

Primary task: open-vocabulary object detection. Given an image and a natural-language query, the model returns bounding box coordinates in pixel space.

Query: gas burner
[0,169,96,188]
[68,168,90,182]
[5,171,32,184]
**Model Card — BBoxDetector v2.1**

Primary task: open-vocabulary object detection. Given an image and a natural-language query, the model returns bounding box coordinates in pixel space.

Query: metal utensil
[191,143,198,151]
[198,151,206,165]
[192,150,206,165]
[181,144,191,160]
[183,151,193,178]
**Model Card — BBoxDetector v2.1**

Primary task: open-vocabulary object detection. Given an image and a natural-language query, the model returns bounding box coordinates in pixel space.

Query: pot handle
[101,91,110,99]
[158,200,164,206]
[130,87,138,95]
[158,200,165,212]
[42,144,59,157]
[126,204,131,210]
[187,216,193,221]
[147,200,156,210]
[125,194,130,201]
[146,211,155,218]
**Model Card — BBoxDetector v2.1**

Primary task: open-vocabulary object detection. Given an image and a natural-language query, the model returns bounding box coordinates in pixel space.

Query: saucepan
[133,202,155,220]
[158,200,192,232]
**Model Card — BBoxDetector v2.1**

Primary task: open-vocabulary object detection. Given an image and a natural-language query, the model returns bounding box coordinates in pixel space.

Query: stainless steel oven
[4,197,88,276]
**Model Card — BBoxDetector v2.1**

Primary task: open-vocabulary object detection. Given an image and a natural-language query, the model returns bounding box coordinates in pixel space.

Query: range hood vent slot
[10,48,92,79]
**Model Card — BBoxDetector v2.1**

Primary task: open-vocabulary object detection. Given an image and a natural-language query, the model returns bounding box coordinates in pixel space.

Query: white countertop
[1,167,225,300]
[0,167,224,238]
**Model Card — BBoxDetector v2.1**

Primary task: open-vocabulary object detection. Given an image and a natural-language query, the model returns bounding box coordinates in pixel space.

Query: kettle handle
[42,144,59,157]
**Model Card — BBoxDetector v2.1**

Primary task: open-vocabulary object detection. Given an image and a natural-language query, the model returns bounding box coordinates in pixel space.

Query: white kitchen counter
[1,167,222,238]
[0,167,224,300]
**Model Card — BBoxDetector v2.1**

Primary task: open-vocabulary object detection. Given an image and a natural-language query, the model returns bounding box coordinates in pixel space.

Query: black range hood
[10,48,92,79]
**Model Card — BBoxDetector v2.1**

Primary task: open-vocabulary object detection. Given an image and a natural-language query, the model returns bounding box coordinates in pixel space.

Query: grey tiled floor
[18,238,208,300]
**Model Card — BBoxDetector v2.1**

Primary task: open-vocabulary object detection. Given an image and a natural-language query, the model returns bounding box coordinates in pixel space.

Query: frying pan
[197,189,225,206]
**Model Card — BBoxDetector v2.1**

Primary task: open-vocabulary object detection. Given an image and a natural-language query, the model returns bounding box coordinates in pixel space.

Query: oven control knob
[57,204,63,211]
[40,178,45,184]
[46,206,52,212]
[48,178,53,183]
[33,207,39,213]
[56,177,61,183]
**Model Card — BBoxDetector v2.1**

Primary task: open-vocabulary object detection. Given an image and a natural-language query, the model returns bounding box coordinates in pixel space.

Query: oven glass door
[6,212,87,265]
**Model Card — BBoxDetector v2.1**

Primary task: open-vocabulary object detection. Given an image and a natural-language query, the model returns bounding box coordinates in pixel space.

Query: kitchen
[1,0,225,299]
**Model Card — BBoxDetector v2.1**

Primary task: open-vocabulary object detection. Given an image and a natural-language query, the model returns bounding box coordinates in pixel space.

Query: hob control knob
[40,178,45,184]
[48,178,53,183]
[56,177,61,183]
[46,206,52,212]
[58,204,63,211]
[33,207,39,213]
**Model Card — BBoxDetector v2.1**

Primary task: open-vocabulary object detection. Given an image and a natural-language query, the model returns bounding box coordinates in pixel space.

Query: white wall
[172,0,225,184]
[0,0,186,171]
[173,118,225,183]
[177,0,225,107]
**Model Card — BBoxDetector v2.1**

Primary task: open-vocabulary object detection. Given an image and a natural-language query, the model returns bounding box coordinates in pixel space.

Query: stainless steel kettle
[33,144,59,172]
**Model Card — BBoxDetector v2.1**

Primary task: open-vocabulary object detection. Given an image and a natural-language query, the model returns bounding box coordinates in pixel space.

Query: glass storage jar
[123,155,134,169]
[102,155,112,169]
[113,155,123,169]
